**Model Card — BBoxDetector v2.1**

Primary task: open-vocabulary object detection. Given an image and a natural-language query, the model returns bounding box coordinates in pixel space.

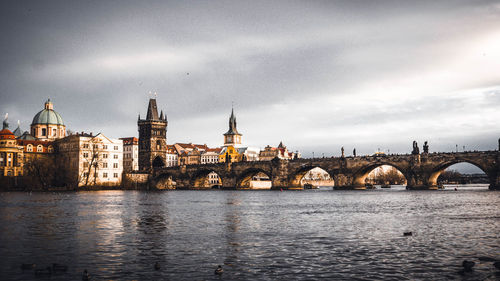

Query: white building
[201,148,221,164]
[57,132,123,187]
[237,147,260,161]
[166,145,178,167]
[120,137,138,172]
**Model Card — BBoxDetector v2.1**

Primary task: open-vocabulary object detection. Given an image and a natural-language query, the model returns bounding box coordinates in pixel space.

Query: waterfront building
[174,143,209,165]
[208,171,221,186]
[30,99,66,141]
[223,108,242,147]
[56,132,123,187]
[0,117,24,177]
[259,142,299,161]
[138,98,168,171]
[120,137,138,172]
[201,148,221,164]
[219,145,241,163]
[166,145,178,167]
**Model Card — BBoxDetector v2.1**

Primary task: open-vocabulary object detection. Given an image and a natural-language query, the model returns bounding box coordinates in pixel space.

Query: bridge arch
[352,163,408,188]
[236,168,272,189]
[289,165,333,188]
[427,159,490,188]
[153,172,177,189]
[191,169,223,189]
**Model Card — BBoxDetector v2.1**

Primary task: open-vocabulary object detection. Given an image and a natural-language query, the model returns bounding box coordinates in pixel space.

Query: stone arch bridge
[151,151,500,190]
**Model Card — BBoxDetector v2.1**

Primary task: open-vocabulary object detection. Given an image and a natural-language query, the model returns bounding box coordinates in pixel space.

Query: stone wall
[122,172,150,190]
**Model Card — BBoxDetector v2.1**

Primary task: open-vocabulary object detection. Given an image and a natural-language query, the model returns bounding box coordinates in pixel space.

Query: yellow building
[0,126,24,177]
[218,145,241,163]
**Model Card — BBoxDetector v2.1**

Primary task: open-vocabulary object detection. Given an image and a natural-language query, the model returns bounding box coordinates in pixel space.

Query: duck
[462,260,475,272]
[82,269,90,281]
[52,263,68,272]
[20,263,36,270]
[214,265,223,275]
[403,232,412,236]
[35,267,52,277]
[494,261,500,270]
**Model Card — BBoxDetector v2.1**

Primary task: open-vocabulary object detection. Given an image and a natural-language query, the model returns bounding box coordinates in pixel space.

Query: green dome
[31,109,64,125]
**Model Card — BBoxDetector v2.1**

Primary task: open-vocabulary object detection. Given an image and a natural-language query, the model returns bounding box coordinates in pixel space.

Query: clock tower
[223,108,242,147]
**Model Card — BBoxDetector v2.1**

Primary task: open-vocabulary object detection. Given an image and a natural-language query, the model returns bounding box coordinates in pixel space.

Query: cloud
[0,0,499,157]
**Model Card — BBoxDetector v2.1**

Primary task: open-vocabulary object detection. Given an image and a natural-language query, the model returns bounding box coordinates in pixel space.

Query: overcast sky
[1,0,499,162]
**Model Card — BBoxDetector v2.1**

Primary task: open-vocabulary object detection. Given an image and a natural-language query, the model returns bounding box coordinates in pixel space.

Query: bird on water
[215,265,223,275]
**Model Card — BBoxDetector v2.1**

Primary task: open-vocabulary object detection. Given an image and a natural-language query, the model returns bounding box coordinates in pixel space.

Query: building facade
[259,142,299,161]
[56,133,123,187]
[166,145,178,167]
[120,137,138,172]
[138,98,168,171]
[201,148,221,164]
[0,118,23,177]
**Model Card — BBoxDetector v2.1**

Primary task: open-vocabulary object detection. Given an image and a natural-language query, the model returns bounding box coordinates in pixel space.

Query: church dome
[31,99,64,126]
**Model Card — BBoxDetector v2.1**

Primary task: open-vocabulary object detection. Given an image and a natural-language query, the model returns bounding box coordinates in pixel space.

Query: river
[0,185,499,280]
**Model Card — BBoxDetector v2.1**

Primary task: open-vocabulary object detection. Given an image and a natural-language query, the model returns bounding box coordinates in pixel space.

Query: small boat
[303,183,314,189]
[381,184,391,188]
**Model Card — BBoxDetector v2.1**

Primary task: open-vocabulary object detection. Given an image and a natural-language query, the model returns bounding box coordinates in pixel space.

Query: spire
[13,120,23,137]
[138,113,140,121]
[146,98,159,120]
[278,141,284,148]
[2,113,8,130]
[160,110,164,120]
[225,107,239,135]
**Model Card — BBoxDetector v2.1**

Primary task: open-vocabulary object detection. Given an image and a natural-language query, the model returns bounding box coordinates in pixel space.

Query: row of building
[0,98,300,188]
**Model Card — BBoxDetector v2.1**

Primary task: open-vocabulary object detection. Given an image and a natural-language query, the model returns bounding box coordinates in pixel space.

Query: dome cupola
[30,99,66,141]
[31,99,64,126]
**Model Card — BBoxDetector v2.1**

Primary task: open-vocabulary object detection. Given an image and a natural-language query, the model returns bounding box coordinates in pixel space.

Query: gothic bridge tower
[138,98,168,172]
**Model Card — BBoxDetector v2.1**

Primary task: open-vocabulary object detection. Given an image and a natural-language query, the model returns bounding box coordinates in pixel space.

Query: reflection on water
[0,186,499,280]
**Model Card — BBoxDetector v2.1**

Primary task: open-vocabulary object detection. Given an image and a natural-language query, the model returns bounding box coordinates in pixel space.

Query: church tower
[223,108,242,147]
[138,98,168,171]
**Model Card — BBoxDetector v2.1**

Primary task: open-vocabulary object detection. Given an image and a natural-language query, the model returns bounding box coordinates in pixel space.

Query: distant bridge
[152,151,500,190]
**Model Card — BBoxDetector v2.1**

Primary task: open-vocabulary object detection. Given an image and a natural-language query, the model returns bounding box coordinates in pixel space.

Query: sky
[1,0,499,166]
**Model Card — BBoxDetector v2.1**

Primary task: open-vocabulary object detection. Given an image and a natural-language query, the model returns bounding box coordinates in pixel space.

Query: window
[113,163,118,168]
[114,146,118,150]
[42,128,46,136]
[103,145,108,149]
[93,144,99,149]
[113,173,118,178]
[103,172,108,178]
[37,145,43,152]
[83,143,89,148]
[83,162,89,168]
[83,152,88,158]
[53,128,56,136]
[48,146,54,153]
[113,154,118,159]
[103,162,108,168]
[27,144,33,152]
[102,154,108,159]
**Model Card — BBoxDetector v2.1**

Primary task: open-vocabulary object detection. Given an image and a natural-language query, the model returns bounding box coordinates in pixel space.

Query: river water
[0,185,499,280]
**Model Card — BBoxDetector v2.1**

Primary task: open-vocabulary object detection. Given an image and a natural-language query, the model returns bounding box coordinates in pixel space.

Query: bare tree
[81,137,105,187]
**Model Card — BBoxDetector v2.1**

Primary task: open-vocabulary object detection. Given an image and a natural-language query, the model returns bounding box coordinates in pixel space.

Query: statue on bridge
[341,147,345,158]
[498,138,500,151]
[353,148,356,157]
[423,141,429,154]
[412,141,420,155]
